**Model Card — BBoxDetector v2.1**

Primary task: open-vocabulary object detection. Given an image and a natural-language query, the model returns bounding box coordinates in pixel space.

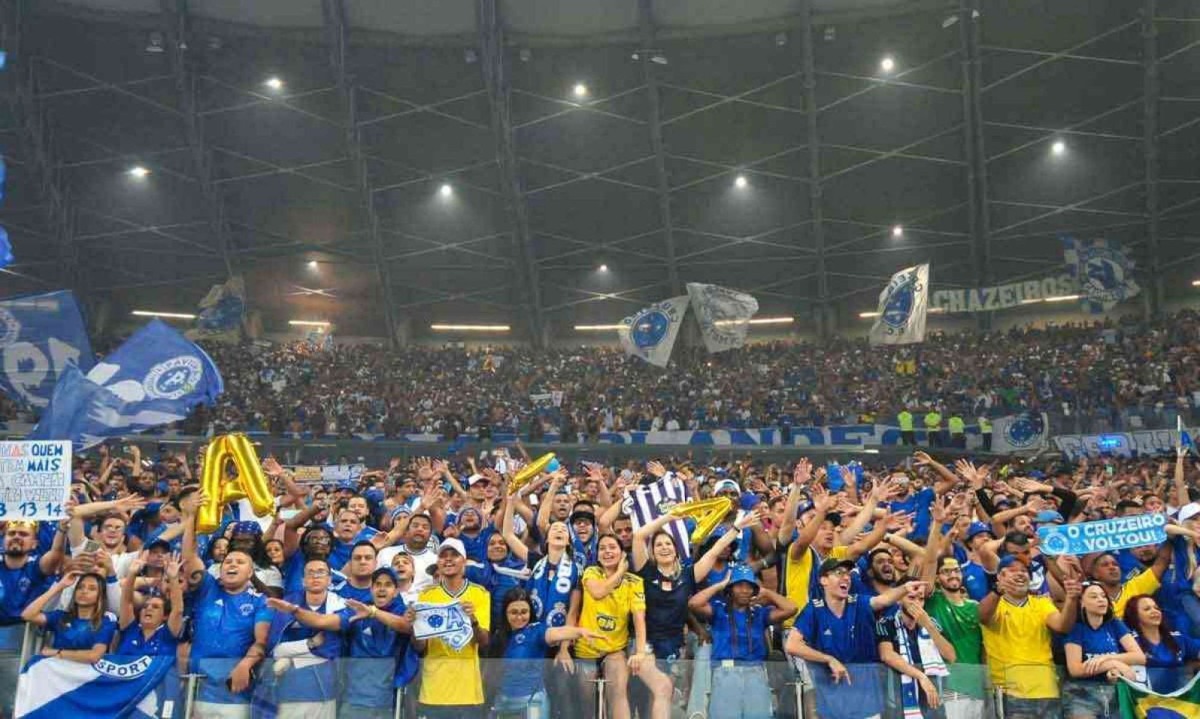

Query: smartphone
[82,540,101,554]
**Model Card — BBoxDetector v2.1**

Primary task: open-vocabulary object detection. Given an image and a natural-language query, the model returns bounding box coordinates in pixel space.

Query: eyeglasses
[825,568,852,578]
[305,569,330,577]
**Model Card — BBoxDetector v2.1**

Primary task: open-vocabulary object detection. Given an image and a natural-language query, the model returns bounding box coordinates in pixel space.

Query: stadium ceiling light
[1051,140,1066,155]
[307,260,319,270]
[431,324,511,332]
[265,76,284,90]
[1043,294,1080,302]
[1192,280,1200,287]
[880,56,896,73]
[439,183,453,197]
[734,174,748,188]
[598,264,609,272]
[131,310,195,319]
[128,166,150,178]
[288,320,330,327]
[713,317,794,326]
[575,324,623,331]
[573,83,589,98]
[859,311,881,318]
[892,225,903,237]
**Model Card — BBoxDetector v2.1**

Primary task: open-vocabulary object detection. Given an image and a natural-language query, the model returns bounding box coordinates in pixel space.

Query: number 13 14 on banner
[0,441,72,521]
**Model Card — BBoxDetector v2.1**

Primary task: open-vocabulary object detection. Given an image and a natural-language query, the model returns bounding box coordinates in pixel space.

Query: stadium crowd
[1,439,1199,719]
[175,310,1200,440]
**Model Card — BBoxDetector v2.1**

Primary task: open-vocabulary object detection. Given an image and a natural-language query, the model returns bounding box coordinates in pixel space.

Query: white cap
[436,537,466,557]
[1179,503,1200,523]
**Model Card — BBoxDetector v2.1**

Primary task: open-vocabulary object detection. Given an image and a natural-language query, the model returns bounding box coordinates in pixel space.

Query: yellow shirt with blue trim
[417,580,491,706]
[576,568,644,659]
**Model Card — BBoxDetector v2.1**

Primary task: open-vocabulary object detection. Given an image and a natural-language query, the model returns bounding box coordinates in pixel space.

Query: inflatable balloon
[197,433,274,533]
[508,452,555,496]
[669,496,734,545]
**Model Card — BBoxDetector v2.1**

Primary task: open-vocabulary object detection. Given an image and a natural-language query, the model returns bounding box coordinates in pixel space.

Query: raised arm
[694,512,761,579]
[757,586,799,624]
[583,559,628,601]
[631,513,674,572]
[686,577,730,620]
[1175,445,1190,509]
[21,572,78,626]
[267,597,343,631]
[165,555,185,637]
[914,451,958,495]
[537,473,566,536]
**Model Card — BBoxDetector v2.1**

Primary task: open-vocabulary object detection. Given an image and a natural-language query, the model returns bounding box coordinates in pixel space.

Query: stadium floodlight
[575,324,623,331]
[1044,294,1080,302]
[439,183,453,197]
[1193,280,1200,287]
[128,166,150,178]
[307,260,319,270]
[431,324,511,332]
[573,83,589,98]
[880,56,895,73]
[859,311,881,318]
[734,175,748,189]
[289,320,330,327]
[1051,140,1066,155]
[265,76,284,91]
[598,264,609,272]
[892,225,903,237]
[131,310,196,319]
[712,317,795,326]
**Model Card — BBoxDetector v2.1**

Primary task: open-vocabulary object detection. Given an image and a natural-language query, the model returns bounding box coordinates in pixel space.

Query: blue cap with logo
[728,564,760,592]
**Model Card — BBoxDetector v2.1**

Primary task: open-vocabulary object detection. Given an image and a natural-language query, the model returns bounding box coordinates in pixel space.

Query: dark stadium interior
[2,0,1198,344]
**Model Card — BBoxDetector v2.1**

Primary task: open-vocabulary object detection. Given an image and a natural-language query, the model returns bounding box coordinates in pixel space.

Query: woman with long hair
[21,571,116,664]
[263,539,286,571]
[575,534,671,719]
[489,588,597,719]
[205,536,230,568]
[1061,583,1145,719]
[1123,594,1200,693]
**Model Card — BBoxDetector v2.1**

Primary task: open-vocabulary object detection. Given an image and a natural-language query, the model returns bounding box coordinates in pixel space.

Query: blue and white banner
[686,282,758,354]
[412,601,474,650]
[991,412,1050,453]
[869,263,929,346]
[0,291,93,408]
[188,275,244,341]
[29,319,223,450]
[1055,428,1200,459]
[1062,236,1139,313]
[15,654,179,719]
[618,296,689,367]
[621,474,694,557]
[1037,513,1167,556]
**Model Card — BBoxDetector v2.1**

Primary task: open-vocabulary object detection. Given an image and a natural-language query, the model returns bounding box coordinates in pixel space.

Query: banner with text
[931,275,1076,314]
[0,440,71,521]
[1037,513,1167,556]
[1053,428,1200,459]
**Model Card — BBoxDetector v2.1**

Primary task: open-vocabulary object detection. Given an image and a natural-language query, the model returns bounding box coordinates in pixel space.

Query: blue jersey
[499,622,551,698]
[0,559,48,626]
[266,592,346,704]
[887,488,935,542]
[961,561,990,601]
[708,597,770,662]
[795,596,885,719]
[327,527,378,569]
[43,610,118,651]
[1064,618,1131,679]
[342,597,416,708]
[1136,630,1200,694]
[458,528,494,563]
[334,581,373,604]
[281,553,347,596]
[187,574,271,704]
[116,621,180,656]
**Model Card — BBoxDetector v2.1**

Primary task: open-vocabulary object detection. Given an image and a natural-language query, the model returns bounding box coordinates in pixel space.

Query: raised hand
[646,461,667,478]
[793,458,812,486]
[262,456,285,476]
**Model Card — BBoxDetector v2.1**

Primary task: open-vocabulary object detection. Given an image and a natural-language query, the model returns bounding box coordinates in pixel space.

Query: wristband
[369,605,378,618]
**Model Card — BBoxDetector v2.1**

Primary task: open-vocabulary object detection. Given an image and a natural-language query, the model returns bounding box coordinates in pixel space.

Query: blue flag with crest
[0,291,93,408]
[29,319,223,450]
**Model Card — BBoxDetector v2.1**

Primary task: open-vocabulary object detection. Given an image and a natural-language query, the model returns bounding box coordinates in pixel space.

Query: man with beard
[377,513,437,593]
[0,520,66,716]
[921,539,986,718]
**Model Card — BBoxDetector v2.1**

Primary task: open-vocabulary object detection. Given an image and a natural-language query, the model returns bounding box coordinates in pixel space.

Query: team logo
[627,309,672,349]
[1081,246,1134,304]
[880,271,920,332]
[143,356,203,400]
[1004,412,1045,450]
[239,604,255,617]
[428,614,444,629]
[1039,532,1070,556]
[689,284,757,349]
[0,308,20,348]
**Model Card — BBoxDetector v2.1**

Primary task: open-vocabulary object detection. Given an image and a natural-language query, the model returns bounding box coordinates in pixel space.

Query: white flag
[686,283,759,353]
[869,263,930,346]
[619,296,689,367]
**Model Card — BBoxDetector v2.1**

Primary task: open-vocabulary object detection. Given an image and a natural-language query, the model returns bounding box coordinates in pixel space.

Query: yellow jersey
[576,568,645,659]
[981,595,1058,699]
[781,544,848,628]
[417,580,491,706]
[1112,569,1160,617]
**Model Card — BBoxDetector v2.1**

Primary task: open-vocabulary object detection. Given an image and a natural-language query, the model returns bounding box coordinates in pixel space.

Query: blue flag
[189,275,244,341]
[0,227,12,268]
[30,319,223,450]
[0,291,93,408]
[15,654,180,718]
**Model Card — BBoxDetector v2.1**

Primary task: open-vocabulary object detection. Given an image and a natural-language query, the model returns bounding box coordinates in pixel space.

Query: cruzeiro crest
[143,355,203,400]
[625,302,681,350]
[1004,412,1045,449]
[881,270,921,333]
[1062,236,1139,313]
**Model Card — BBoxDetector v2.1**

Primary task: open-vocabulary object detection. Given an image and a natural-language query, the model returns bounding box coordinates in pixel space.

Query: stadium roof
[2,0,1198,343]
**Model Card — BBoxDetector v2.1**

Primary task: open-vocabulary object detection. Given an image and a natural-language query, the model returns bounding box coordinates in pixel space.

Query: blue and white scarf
[894,615,947,719]
[528,552,576,628]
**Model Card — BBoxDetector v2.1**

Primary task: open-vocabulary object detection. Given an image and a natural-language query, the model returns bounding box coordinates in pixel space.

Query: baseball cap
[145,538,171,553]
[372,567,399,584]
[728,564,760,591]
[966,522,995,541]
[1033,510,1064,524]
[336,480,356,492]
[1179,503,1200,522]
[997,554,1027,572]
[232,521,262,536]
[818,558,856,576]
[569,510,596,526]
[713,479,741,495]
[467,474,488,487]
[436,537,466,557]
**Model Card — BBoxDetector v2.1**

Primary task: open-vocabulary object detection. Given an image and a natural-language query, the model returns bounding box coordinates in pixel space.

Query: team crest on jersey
[239,603,255,617]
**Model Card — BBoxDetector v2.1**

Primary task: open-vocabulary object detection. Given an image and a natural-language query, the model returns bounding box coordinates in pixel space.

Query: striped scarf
[894,614,948,719]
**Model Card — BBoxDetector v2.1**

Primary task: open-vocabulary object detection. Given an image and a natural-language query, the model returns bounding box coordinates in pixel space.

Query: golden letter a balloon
[669,496,733,545]
[197,433,274,533]
[508,452,555,496]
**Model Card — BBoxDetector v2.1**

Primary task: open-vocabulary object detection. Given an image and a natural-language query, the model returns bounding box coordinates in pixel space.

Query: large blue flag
[14,654,180,718]
[0,226,11,268]
[0,291,93,408]
[30,319,222,449]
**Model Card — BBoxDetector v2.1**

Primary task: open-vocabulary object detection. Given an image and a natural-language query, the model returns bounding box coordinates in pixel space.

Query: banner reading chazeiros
[1037,513,1167,556]
[930,274,1077,314]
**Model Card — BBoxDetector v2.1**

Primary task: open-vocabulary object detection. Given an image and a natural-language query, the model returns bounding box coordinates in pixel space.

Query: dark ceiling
[1,0,1198,342]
